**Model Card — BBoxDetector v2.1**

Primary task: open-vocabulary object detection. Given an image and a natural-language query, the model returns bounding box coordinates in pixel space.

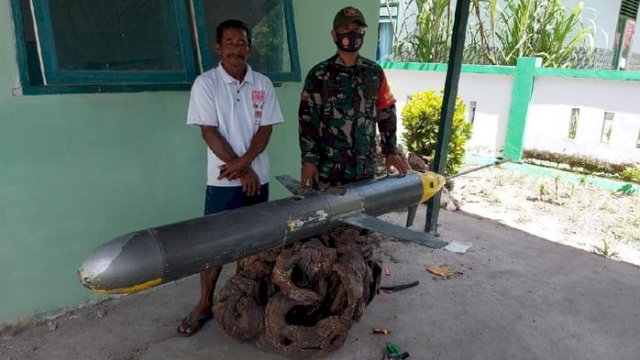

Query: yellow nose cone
[418,171,446,202]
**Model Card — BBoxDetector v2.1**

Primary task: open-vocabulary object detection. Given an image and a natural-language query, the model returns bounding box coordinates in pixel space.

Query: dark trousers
[204,184,269,215]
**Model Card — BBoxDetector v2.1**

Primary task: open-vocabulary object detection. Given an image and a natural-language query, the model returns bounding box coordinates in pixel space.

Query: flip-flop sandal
[176,313,213,337]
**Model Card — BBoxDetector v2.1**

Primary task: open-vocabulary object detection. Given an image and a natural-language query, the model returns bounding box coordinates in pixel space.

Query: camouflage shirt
[298,54,398,185]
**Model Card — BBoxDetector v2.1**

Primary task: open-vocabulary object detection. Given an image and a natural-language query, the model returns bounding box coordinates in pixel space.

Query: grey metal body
[79,173,428,294]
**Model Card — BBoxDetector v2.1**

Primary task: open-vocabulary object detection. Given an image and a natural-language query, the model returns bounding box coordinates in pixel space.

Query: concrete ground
[1,207,639,360]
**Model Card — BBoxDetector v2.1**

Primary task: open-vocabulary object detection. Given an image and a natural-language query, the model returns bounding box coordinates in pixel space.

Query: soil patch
[452,165,640,266]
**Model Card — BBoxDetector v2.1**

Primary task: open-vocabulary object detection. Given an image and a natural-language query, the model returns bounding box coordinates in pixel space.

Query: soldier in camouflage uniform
[298,6,408,188]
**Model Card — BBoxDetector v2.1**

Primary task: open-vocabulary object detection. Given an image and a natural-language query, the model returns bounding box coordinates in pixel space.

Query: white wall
[386,68,640,164]
[386,69,514,157]
[526,77,640,163]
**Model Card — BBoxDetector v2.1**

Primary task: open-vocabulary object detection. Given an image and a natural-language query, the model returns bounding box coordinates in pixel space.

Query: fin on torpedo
[275,175,305,196]
[339,213,447,249]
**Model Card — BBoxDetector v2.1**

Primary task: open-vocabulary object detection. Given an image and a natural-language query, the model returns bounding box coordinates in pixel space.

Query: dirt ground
[451,165,640,266]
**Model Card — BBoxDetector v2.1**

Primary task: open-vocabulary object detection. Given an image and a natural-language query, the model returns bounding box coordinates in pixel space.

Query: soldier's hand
[301,163,319,189]
[385,154,409,175]
[240,168,260,196]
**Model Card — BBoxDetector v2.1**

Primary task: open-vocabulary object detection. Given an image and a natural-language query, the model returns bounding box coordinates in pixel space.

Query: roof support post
[425,0,471,234]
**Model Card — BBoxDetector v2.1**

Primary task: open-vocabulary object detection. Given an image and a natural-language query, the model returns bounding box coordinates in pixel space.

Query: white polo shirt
[187,64,284,187]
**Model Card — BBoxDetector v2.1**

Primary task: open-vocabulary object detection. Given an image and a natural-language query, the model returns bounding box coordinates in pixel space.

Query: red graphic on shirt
[252,90,265,103]
[376,74,396,110]
[252,90,266,125]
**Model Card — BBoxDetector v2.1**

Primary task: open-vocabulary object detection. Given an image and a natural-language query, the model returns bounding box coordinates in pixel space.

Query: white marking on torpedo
[287,210,329,232]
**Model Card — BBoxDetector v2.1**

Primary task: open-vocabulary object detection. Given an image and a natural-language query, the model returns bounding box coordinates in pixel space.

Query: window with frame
[600,112,615,144]
[11,0,300,94]
[377,1,398,61]
[568,108,579,140]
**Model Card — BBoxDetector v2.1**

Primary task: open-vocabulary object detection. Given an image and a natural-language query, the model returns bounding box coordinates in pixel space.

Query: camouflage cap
[333,6,367,29]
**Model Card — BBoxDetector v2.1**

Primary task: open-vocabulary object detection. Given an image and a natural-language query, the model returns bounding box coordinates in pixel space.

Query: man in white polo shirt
[179,19,284,336]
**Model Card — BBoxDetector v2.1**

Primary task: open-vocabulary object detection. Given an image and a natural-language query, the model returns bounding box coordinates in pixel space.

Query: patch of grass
[554,175,561,201]
[488,195,502,205]
[479,188,491,197]
[538,181,547,201]
[529,180,565,206]
[621,166,640,183]
[515,213,532,224]
[566,212,580,223]
[593,239,618,258]
[567,183,575,199]
[578,175,590,186]
[609,218,640,243]
[598,201,615,212]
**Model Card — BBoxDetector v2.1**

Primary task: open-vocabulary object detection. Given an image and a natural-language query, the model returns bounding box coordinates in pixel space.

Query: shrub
[401,90,472,175]
[522,149,639,183]
[621,167,640,183]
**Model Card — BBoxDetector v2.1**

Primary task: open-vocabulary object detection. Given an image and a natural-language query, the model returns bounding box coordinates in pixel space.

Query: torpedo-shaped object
[78,171,447,295]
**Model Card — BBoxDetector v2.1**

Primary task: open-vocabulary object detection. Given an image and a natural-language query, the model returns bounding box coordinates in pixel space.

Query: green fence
[380,58,640,162]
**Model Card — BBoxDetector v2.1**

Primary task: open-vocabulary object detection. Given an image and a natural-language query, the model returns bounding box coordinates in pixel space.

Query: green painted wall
[0,0,379,324]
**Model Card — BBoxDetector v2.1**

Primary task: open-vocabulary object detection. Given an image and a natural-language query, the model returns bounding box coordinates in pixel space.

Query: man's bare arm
[200,125,240,163]
[218,125,273,180]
